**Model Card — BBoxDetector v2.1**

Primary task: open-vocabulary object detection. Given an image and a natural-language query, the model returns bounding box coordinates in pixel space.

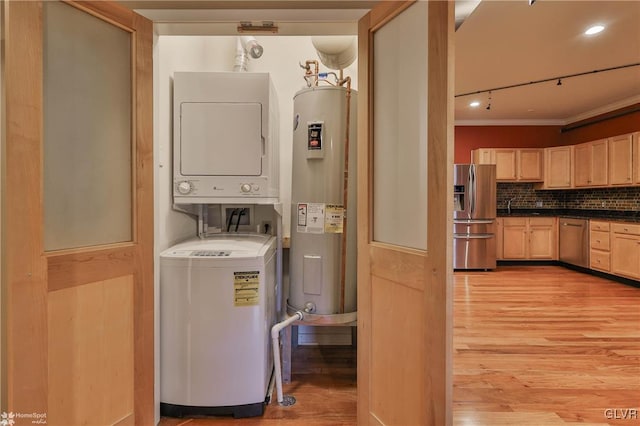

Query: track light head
[557,79,562,86]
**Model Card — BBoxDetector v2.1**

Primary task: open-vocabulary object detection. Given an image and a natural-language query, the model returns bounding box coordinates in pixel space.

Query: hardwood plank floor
[159,345,357,426]
[159,266,639,425]
[454,266,640,426]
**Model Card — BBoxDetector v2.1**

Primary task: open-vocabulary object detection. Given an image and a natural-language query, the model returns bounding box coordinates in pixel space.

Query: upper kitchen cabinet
[634,132,640,184]
[472,148,543,182]
[574,139,608,187]
[495,149,518,180]
[542,146,573,189]
[609,133,634,186]
[518,149,544,181]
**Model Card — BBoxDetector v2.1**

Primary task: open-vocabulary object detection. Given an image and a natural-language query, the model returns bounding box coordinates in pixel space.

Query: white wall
[156,35,358,250]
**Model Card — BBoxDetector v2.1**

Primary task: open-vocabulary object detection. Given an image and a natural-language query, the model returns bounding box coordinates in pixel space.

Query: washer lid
[160,233,274,259]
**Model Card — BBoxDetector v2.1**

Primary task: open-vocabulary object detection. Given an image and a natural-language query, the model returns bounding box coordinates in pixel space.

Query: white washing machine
[160,233,277,418]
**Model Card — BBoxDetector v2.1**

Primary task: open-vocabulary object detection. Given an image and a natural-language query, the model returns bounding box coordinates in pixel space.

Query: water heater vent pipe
[271,311,304,405]
[233,36,263,72]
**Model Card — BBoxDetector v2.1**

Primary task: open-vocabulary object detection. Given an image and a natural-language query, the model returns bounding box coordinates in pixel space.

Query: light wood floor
[159,266,639,425]
[454,266,639,426]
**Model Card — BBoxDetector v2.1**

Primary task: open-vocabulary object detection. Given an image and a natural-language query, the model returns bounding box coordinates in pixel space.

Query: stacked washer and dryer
[160,37,359,419]
[160,72,280,418]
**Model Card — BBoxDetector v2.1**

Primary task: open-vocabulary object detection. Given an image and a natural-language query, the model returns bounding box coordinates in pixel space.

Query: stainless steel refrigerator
[453,164,497,270]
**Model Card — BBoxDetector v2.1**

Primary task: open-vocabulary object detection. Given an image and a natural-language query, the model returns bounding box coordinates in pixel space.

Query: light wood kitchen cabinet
[471,148,542,182]
[609,133,634,186]
[472,148,494,165]
[574,139,608,187]
[496,217,504,260]
[634,132,640,184]
[543,146,573,188]
[494,149,518,180]
[501,217,557,260]
[518,149,544,181]
[589,221,611,272]
[502,217,527,259]
[611,222,640,280]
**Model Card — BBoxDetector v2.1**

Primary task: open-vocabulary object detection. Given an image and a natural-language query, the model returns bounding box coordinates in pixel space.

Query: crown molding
[454,119,565,126]
[563,95,640,125]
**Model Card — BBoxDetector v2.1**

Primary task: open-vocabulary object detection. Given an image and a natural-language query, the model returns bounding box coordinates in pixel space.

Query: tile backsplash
[497,183,640,211]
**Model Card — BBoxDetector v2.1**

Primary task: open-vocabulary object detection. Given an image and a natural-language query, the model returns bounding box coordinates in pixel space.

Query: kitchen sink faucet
[507,197,516,215]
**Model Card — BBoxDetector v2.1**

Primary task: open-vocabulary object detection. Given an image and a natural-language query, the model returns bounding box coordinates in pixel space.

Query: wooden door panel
[591,139,609,186]
[518,149,543,181]
[4,1,154,423]
[358,1,453,425]
[634,133,640,184]
[574,143,591,187]
[494,149,517,181]
[612,234,640,279]
[609,134,633,185]
[48,276,134,425]
[370,276,425,426]
[545,147,572,188]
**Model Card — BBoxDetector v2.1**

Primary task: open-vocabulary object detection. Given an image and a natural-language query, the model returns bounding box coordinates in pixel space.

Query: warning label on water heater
[324,204,344,233]
[233,271,260,306]
[296,202,344,234]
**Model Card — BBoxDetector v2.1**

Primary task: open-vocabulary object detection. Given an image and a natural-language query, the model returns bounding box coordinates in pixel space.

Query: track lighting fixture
[455,62,640,104]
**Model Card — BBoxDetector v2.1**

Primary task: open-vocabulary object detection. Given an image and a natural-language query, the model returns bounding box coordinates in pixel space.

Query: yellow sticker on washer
[324,204,344,233]
[234,271,260,306]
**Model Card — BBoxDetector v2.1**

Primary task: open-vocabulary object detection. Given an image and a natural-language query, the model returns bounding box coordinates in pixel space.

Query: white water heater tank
[288,86,357,317]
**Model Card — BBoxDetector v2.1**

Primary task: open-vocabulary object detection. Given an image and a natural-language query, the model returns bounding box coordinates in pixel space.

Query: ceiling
[128,0,640,125]
[454,0,640,124]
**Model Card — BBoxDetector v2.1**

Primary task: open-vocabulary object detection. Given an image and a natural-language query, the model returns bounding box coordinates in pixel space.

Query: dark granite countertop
[497,209,640,223]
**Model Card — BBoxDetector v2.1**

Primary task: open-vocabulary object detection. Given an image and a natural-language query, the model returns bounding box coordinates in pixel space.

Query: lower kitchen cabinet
[500,217,557,260]
[590,220,611,272]
[611,223,640,280]
[496,218,504,260]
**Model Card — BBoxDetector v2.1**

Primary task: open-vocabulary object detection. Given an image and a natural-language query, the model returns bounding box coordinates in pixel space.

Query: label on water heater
[296,203,345,234]
[324,204,344,233]
[297,202,325,234]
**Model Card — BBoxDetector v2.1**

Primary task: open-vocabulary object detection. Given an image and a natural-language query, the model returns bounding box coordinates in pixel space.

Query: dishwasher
[559,217,589,267]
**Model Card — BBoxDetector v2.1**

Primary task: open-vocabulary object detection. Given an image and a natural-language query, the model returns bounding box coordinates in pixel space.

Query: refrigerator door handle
[469,164,476,216]
[453,233,494,239]
[454,219,494,225]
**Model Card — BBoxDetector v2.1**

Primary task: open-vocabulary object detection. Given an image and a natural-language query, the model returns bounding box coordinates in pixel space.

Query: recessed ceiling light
[585,25,604,35]
[469,101,480,107]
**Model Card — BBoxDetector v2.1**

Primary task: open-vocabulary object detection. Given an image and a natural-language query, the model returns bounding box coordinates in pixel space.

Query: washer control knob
[177,181,192,195]
[240,183,252,193]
